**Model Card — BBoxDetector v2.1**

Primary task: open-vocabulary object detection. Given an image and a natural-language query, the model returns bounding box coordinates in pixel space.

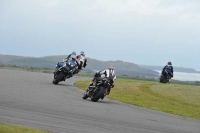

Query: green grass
[75,79,200,120]
[0,123,52,133]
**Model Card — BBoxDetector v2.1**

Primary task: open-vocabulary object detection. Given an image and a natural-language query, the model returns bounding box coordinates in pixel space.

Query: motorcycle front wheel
[160,75,164,83]
[91,87,106,102]
[53,72,65,85]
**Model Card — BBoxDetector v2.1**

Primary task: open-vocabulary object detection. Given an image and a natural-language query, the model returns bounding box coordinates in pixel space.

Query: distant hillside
[37,55,160,77]
[83,59,159,77]
[140,65,200,73]
[0,54,159,77]
[0,54,56,69]
[2,54,198,77]
[0,54,28,63]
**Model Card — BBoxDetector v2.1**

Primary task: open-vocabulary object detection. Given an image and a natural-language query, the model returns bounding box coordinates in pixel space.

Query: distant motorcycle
[53,57,78,84]
[83,77,112,102]
[160,70,173,83]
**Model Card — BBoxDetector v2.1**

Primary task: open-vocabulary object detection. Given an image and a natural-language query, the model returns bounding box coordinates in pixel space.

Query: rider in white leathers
[75,51,87,74]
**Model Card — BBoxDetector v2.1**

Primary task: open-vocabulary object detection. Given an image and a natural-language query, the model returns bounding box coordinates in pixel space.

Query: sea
[155,70,200,81]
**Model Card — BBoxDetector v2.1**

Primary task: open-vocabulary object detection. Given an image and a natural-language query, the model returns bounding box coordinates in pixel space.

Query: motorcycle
[83,76,112,102]
[159,70,173,83]
[52,57,78,85]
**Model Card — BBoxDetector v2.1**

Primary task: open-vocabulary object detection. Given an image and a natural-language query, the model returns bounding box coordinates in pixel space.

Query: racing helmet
[80,51,85,56]
[168,62,172,65]
[107,66,114,70]
[106,66,115,78]
[72,51,76,55]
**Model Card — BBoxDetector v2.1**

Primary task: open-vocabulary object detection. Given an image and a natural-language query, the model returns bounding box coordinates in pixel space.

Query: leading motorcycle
[53,57,78,84]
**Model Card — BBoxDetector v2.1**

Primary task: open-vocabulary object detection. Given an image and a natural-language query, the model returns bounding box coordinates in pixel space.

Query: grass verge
[0,123,52,133]
[75,79,200,120]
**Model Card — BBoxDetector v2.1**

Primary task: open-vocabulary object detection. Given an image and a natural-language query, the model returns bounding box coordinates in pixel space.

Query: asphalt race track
[0,69,200,133]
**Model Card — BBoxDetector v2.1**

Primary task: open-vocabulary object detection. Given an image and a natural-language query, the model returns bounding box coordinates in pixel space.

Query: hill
[0,54,159,77]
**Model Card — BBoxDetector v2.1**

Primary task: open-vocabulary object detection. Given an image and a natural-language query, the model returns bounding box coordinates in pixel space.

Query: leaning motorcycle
[83,77,112,102]
[159,70,173,83]
[52,58,78,85]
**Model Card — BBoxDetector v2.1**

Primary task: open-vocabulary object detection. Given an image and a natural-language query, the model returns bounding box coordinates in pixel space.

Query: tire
[91,87,106,102]
[53,72,64,85]
[83,91,89,99]
[160,76,164,83]
[160,75,169,83]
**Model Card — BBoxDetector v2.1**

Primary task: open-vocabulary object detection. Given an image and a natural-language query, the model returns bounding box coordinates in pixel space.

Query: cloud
[1,0,200,69]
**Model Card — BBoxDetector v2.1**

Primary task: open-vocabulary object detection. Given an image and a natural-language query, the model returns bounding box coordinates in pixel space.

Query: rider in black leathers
[162,62,174,79]
[88,66,116,95]
[74,51,87,74]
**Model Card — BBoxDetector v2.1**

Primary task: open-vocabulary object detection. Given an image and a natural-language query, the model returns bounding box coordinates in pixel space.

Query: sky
[0,0,200,70]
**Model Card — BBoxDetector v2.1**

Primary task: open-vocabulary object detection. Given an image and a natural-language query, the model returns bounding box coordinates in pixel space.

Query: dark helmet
[72,51,76,55]
[168,62,172,65]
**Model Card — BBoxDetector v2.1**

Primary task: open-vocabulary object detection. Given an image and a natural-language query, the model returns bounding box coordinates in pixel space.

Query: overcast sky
[0,0,200,70]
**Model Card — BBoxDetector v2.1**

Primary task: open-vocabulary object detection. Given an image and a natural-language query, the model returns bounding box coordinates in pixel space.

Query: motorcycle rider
[162,62,174,80]
[65,51,77,61]
[54,51,79,78]
[65,51,80,78]
[75,51,87,74]
[87,66,116,97]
